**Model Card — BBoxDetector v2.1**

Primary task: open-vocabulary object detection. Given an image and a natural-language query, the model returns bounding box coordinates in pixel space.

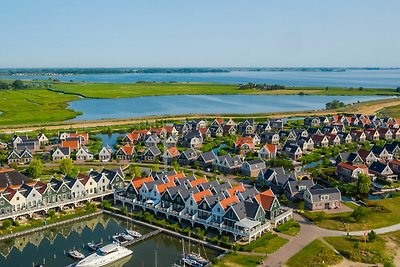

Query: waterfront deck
[0,190,114,221]
[114,194,271,243]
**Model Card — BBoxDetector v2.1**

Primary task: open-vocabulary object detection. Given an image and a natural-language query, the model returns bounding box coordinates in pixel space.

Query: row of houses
[0,168,125,219]
[116,170,293,242]
[335,141,400,182]
[304,114,400,128]
[258,167,342,211]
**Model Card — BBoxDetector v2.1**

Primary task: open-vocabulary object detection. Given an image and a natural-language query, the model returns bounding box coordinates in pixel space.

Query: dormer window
[320,195,329,200]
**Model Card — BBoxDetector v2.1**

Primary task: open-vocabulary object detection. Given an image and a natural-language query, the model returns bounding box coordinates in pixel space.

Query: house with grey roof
[52,147,70,161]
[99,145,113,162]
[303,187,342,211]
[76,146,94,161]
[197,151,217,170]
[178,148,198,166]
[241,159,266,177]
[213,154,242,174]
[283,178,315,200]
[7,148,33,165]
[258,167,288,193]
[143,146,161,162]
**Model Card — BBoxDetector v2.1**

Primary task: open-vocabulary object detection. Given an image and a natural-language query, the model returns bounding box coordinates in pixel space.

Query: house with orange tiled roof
[115,144,135,161]
[184,189,214,215]
[148,181,176,204]
[255,189,293,225]
[212,118,224,126]
[125,176,154,199]
[163,172,185,183]
[123,132,141,144]
[258,144,277,160]
[162,146,180,164]
[189,176,208,188]
[61,139,81,152]
[211,195,240,223]
[69,132,89,145]
[225,183,246,198]
[234,136,255,154]
[336,162,369,182]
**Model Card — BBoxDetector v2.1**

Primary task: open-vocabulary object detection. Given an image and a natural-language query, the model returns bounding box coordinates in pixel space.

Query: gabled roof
[61,140,80,150]
[193,189,213,203]
[146,146,161,156]
[131,176,154,189]
[181,149,198,159]
[199,150,216,162]
[189,177,208,187]
[156,181,175,194]
[219,195,240,210]
[0,169,33,190]
[337,162,368,172]
[54,147,70,156]
[308,187,341,202]
[165,172,185,182]
[261,144,277,154]
[167,147,180,157]
[255,189,276,211]
[369,161,391,174]
[118,144,135,156]
[226,183,246,197]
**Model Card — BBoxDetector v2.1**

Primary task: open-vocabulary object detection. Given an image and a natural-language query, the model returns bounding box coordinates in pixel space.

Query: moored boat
[75,243,132,267]
[68,249,85,260]
[125,229,142,238]
[87,242,103,252]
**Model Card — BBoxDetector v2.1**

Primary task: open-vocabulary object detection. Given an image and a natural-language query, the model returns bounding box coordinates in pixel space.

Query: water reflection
[0,214,220,267]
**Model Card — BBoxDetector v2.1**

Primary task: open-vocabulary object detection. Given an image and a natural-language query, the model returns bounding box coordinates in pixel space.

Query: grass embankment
[274,219,300,236]
[0,206,97,236]
[0,89,80,125]
[212,252,264,267]
[240,231,288,253]
[51,82,398,98]
[324,235,395,266]
[378,104,400,118]
[303,198,400,231]
[286,239,342,267]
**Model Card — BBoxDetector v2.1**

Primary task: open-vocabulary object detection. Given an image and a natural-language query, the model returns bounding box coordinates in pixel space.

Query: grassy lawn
[212,252,264,267]
[274,219,300,236]
[240,231,288,254]
[379,104,400,117]
[52,82,398,98]
[324,236,395,266]
[304,198,400,231]
[0,89,80,125]
[286,239,342,267]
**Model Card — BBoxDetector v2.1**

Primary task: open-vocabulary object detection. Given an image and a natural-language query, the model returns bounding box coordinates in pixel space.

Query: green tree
[129,164,142,178]
[120,206,127,215]
[47,209,56,219]
[27,159,43,178]
[396,87,400,92]
[368,230,377,242]
[59,158,74,176]
[171,160,180,171]
[352,207,368,222]
[11,80,25,89]
[2,219,11,229]
[356,173,371,195]
[326,100,345,110]
[0,81,9,90]
[152,164,159,172]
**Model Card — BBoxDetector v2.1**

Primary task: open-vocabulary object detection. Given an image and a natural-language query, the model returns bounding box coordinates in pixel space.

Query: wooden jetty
[121,229,163,247]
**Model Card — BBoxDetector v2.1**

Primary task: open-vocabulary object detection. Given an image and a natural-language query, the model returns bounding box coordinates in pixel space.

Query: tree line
[239,83,285,90]
[0,80,27,90]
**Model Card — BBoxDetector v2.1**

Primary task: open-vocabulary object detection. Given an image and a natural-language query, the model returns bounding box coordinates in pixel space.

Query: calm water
[0,214,220,267]
[68,94,393,121]
[2,69,400,87]
[94,133,124,150]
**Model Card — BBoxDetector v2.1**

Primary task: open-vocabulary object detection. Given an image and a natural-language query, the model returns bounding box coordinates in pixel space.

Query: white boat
[75,243,132,267]
[121,233,134,241]
[125,229,142,238]
[68,249,85,260]
[112,234,128,245]
[87,242,103,252]
[187,252,209,266]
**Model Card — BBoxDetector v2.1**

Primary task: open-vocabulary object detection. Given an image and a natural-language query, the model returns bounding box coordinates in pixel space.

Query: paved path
[262,213,400,267]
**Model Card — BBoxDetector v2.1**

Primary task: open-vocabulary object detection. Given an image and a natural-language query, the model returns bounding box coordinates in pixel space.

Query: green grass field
[0,89,80,125]
[51,82,399,98]
[212,252,264,267]
[274,219,301,236]
[379,104,400,118]
[286,239,342,267]
[304,198,400,231]
[240,231,288,254]
[324,236,394,265]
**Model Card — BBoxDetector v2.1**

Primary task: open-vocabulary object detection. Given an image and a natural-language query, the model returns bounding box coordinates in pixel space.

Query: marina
[0,214,221,267]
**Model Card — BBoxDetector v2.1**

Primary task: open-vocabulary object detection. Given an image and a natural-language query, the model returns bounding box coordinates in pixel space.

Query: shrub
[2,219,12,229]
[367,230,377,242]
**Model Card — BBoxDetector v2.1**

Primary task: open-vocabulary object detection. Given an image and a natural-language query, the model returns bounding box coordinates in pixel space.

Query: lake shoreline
[1,97,399,132]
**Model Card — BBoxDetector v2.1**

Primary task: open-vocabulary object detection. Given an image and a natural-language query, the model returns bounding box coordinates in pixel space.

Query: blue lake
[68,94,394,121]
[2,69,400,88]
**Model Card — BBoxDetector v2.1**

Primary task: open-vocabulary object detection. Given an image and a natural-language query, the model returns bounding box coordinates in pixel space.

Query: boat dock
[122,229,163,247]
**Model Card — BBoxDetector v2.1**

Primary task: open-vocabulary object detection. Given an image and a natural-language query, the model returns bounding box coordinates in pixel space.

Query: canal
[0,214,220,267]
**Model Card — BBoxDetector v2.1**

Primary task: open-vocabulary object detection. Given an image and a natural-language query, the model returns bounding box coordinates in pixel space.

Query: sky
[0,0,399,68]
